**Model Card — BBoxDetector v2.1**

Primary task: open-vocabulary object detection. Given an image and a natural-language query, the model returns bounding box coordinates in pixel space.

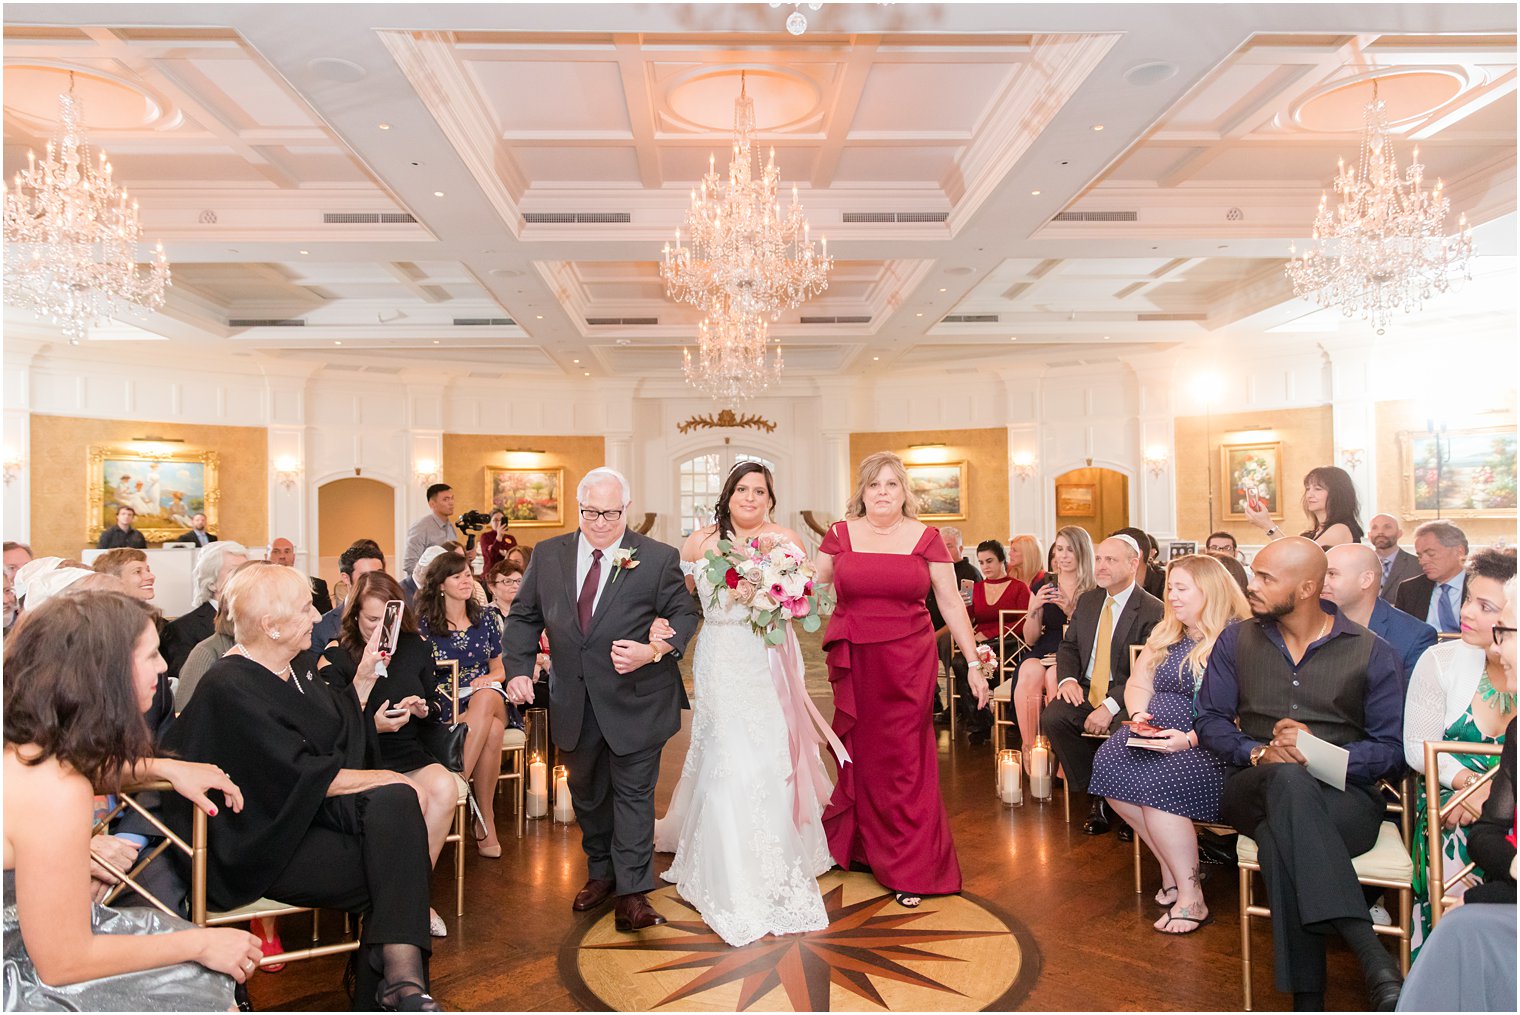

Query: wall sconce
[1011,451,1036,481]
[1143,445,1169,478]
[906,442,949,464]
[273,456,302,491]
[415,458,439,486]
[2,450,23,486]
[1340,447,1364,470]
[504,448,546,468]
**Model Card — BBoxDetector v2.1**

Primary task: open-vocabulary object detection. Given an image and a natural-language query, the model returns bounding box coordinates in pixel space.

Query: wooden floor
[249,635,1374,1012]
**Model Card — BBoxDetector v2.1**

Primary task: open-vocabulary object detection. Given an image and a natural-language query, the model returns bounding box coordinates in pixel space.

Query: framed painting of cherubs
[88,446,220,544]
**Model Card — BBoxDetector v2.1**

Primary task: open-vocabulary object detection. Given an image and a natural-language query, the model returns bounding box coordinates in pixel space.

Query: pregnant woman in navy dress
[1089,554,1249,934]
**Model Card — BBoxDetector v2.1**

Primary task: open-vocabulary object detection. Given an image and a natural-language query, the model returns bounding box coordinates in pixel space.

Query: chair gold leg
[455,801,466,917]
[1239,868,1253,1012]
[516,752,526,838]
[312,909,320,943]
[1062,778,1070,823]
[1397,885,1412,975]
[1133,831,1142,894]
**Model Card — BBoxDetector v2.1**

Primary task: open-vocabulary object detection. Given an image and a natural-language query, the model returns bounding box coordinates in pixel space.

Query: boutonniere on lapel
[608,546,640,583]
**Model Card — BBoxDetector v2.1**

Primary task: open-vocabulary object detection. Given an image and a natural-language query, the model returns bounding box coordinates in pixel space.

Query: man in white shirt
[403,483,456,575]
[1040,535,1165,836]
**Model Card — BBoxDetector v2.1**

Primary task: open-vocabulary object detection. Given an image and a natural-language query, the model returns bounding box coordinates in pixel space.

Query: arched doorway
[317,477,396,588]
[676,448,777,537]
[1053,467,1129,544]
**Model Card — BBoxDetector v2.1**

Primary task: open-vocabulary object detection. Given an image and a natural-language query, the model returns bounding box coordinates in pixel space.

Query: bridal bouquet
[700,534,835,644]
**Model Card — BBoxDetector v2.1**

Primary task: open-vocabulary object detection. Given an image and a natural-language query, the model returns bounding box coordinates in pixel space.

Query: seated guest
[1091,554,1250,932]
[1008,534,1045,588]
[97,507,148,550]
[176,560,275,712]
[4,589,259,1008]
[484,560,550,711]
[1206,530,1241,559]
[168,512,216,547]
[928,526,979,719]
[503,544,532,572]
[417,551,512,859]
[3,540,33,579]
[92,548,157,603]
[1244,465,1365,548]
[161,542,248,685]
[1114,527,1164,598]
[1465,578,1516,906]
[478,510,517,573]
[1324,544,1439,685]
[1021,528,1094,756]
[319,572,461,938]
[1403,548,1515,954]
[1041,535,1164,836]
[1395,520,1469,635]
[3,569,15,633]
[1207,550,1251,593]
[952,540,1031,744]
[315,539,387,649]
[1368,514,1421,604]
[269,537,332,613]
[160,565,440,1011]
[1196,537,1405,1012]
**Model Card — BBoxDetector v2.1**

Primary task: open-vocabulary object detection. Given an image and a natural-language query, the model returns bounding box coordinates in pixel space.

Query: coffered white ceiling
[3,3,1516,387]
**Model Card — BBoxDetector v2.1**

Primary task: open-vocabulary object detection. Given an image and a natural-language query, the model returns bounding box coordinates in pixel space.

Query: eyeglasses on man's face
[579,507,624,523]
[1493,624,1517,647]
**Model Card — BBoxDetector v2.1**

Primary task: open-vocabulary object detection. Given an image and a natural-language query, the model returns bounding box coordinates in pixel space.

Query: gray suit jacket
[1379,548,1422,604]
[1054,584,1165,718]
[501,529,699,755]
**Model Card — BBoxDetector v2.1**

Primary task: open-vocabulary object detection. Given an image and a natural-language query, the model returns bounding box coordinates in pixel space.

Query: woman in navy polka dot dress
[1089,554,1249,935]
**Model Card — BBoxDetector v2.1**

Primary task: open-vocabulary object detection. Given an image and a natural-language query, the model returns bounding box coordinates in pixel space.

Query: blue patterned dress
[419,612,518,727]
[1089,637,1230,822]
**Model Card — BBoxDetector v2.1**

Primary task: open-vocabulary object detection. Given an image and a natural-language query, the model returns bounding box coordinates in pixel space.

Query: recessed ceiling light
[378,122,391,130]
[1092,124,1105,131]
[1010,336,1019,341]
[583,371,590,377]
[536,314,543,320]
[916,312,923,317]
[572,358,580,364]
[299,249,309,255]
[938,287,947,293]
[1031,190,1041,196]
[433,339,440,344]
[433,191,444,198]
[872,356,880,361]
[1103,335,1111,341]
[334,340,342,346]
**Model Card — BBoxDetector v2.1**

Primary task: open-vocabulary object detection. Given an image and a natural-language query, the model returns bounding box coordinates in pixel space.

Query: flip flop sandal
[1154,884,1178,906]
[1154,907,1215,935]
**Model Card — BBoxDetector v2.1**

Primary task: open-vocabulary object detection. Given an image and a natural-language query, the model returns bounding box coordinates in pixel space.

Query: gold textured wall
[1053,466,1129,544]
[29,413,269,558]
[846,428,1009,544]
[1374,398,1517,547]
[1174,406,1334,544]
[441,435,607,546]
[316,478,396,587]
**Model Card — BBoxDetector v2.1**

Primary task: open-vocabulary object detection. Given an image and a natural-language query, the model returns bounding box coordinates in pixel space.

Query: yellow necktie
[1089,597,1115,709]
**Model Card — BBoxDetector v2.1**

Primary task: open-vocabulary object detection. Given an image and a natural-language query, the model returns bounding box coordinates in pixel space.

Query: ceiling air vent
[523,212,632,224]
[841,211,949,223]
[1050,211,1139,222]
[452,318,516,326]
[799,315,871,324]
[229,319,305,327]
[941,314,999,324]
[1136,313,1208,322]
[322,212,418,224]
[586,316,658,326]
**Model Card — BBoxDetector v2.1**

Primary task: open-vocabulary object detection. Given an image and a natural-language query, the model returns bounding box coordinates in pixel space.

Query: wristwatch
[1266,526,1280,536]
[1249,744,1268,766]
[649,642,667,663]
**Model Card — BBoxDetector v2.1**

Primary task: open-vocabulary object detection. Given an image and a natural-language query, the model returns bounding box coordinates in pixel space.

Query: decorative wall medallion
[677,410,777,434]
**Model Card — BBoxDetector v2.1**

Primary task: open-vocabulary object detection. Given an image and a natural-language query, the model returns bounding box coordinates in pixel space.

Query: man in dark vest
[1196,537,1405,1012]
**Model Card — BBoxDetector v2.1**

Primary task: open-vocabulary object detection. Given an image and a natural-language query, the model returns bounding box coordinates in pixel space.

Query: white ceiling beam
[810,35,879,190]
[612,34,664,190]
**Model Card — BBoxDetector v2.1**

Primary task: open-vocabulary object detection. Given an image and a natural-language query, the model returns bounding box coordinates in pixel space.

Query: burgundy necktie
[577,548,602,634]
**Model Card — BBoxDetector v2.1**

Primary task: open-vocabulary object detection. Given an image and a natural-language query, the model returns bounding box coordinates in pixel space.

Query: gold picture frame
[1055,483,1097,516]
[485,466,565,527]
[89,445,220,545]
[905,461,967,521]
[1399,426,1517,519]
[1221,441,1284,520]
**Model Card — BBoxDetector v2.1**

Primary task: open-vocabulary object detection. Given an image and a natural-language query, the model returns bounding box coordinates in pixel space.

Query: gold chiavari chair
[1422,740,1504,929]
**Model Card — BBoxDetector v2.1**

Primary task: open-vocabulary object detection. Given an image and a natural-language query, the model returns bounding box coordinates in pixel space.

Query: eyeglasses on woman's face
[1493,624,1517,647]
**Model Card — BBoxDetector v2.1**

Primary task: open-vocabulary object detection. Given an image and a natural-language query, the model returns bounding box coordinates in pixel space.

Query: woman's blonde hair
[845,451,918,520]
[1008,534,1044,585]
[1053,525,1096,596]
[1141,554,1250,686]
[223,562,311,645]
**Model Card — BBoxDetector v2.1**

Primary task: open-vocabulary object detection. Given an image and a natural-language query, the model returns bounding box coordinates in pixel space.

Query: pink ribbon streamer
[768,623,850,833]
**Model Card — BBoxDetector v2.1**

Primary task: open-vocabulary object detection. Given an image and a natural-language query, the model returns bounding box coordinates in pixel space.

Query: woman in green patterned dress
[1403,547,1516,957]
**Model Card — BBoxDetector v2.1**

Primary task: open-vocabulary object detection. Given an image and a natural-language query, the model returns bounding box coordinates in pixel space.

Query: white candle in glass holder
[1029,742,1052,799]
[527,755,548,818]
[999,753,1021,804]
[553,766,574,823]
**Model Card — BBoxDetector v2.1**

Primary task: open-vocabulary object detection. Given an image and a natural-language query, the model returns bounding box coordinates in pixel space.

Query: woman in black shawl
[161,564,440,1011]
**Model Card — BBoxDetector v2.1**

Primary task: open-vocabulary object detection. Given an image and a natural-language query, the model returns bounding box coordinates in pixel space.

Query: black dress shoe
[1367,967,1402,1012]
[1116,821,1134,843]
[968,729,991,746]
[1082,800,1110,835]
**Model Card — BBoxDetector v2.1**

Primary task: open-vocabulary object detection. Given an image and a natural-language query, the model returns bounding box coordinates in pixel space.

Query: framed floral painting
[1400,426,1517,518]
[485,467,564,527]
[904,462,967,521]
[1221,442,1283,520]
[88,446,219,544]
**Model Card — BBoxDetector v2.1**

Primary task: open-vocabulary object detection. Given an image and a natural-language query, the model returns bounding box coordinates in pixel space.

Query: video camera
[455,509,492,552]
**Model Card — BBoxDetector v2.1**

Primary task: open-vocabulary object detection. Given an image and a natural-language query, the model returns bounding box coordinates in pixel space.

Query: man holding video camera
[404,483,456,575]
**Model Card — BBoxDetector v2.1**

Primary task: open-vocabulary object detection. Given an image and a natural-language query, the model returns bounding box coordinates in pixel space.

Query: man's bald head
[1323,543,1381,611]
[1367,512,1402,551]
[268,538,296,567]
[1246,537,1328,620]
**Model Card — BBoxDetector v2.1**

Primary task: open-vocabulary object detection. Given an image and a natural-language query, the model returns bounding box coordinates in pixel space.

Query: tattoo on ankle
[1188,867,1204,889]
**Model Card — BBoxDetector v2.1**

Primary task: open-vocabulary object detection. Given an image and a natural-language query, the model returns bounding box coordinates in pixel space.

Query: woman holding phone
[318,571,458,938]
[1014,526,1095,769]
[1244,465,1364,548]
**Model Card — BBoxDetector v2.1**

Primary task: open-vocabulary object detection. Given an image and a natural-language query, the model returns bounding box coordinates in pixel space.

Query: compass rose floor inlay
[560,871,1040,1012]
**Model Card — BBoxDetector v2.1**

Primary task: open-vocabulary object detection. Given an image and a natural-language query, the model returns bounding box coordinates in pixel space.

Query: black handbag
[417,718,468,773]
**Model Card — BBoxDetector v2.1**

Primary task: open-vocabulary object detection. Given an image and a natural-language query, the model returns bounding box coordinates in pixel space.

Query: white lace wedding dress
[653,562,834,947]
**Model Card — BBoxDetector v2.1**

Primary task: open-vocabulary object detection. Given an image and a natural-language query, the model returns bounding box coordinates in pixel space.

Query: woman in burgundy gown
[814,452,992,907]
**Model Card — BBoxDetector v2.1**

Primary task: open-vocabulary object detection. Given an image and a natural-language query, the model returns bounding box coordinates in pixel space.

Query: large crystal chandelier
[661,71,832,320]
[3,76,171,343]
[1285,79,1473,335]
[682,308,783,402]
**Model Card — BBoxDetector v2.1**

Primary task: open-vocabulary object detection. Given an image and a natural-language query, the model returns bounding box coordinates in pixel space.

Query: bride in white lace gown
[653,465,836,947]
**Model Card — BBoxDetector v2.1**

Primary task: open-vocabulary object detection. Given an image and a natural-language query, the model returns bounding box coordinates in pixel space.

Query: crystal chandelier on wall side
[3,77,171,343]
[1284,79,1474,335]
[682,309,783,402]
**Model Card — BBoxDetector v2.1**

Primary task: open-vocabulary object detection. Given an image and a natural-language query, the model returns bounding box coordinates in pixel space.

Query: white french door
[676,448,777,537]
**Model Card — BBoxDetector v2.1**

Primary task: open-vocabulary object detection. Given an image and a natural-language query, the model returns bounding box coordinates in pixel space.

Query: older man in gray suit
[503,467,699,932]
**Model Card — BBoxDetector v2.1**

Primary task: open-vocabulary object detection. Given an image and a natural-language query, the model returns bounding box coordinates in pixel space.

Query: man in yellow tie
[1041,534,1165,836]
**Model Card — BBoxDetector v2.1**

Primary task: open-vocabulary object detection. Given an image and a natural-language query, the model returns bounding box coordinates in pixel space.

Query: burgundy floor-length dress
[819,521,963,895]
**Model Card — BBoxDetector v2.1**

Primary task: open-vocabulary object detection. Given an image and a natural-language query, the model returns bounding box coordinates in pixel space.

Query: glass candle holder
[997,748,1023,806]
[524,708,549,819]
[1029,735,1053,802]
[552,764,574,824]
